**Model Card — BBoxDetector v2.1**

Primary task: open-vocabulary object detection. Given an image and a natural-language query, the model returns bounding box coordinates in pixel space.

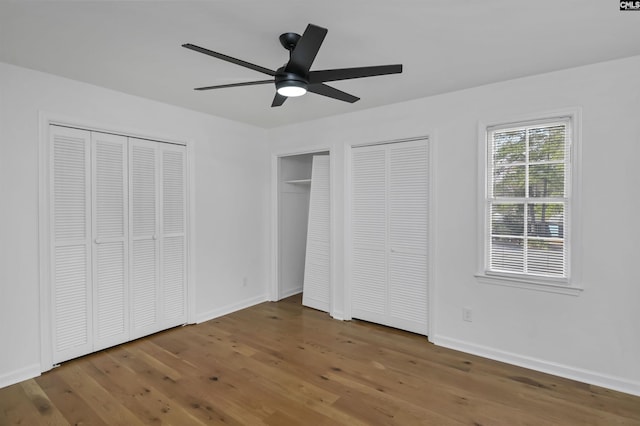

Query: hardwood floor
[2,295,639,425]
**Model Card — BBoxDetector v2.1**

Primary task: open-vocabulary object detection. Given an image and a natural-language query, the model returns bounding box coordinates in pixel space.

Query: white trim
[475,273,583,296]
[0,364,41,389]
[269,153,279,302]
[427,132,438,338]
[349,135,429,149]
[476,107,583,291]
[38,111,195,372]
[196,294,269,324]
[38,112,53,372]
[328,148,338,321]
[40,113,188,147]
[186,138,197,325]
[331,310,345,321]
[343,142,353,321]
[432,335,640,397]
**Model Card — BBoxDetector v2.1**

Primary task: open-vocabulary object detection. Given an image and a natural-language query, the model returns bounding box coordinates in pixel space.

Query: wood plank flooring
[2,294,639,425]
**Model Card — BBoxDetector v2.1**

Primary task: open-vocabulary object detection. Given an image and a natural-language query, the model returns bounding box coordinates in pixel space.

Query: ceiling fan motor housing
[275,68,308,85]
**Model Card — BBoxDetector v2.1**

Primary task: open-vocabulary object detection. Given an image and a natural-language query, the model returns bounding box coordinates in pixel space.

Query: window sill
[475,273,583,296]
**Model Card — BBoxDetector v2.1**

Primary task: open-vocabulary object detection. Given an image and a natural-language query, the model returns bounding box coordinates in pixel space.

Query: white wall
[278,155,312,299]
[0,62,270,387]
[2,53,639,396]
[267,55,640,395]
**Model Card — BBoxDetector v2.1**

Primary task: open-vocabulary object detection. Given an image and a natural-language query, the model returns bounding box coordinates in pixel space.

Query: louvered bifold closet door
[91,132,129,350]
[302,155,331,312]
[351,146,388,325]
[50,126,93,363]
[129,138,161,338]
[160,144,187,327]
[351,140,430,335]
[387,140,429,335]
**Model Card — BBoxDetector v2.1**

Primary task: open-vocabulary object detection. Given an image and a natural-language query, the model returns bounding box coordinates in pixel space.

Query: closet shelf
[285,179,312,185]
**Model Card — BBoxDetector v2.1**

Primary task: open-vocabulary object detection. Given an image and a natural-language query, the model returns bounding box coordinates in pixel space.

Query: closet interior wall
[277,151,328,301]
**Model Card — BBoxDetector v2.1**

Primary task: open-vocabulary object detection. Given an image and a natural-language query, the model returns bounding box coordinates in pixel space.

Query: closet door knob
[94,238,102,244]
[152,235,157,240]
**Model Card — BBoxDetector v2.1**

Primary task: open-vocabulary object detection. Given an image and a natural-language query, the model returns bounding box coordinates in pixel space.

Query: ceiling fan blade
[307,83,360,103]
[182,43,276,76]
[271,93,287,107]
[194,80,274,91]
[309,64,402,84]
[286,24,328,74]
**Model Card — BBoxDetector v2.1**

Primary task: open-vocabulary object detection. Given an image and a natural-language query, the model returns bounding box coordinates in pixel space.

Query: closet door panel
[131,239,157,328]
[53,246,90,361]
[388,251,428,333]
[352,148,387,251]
[388,141,429,334]
[388,142,429,255]
[129,139,160,337]
[50,126,93,363]
[160,146,187,326]
[351,147,387,321]
[92,133,129,349]
[352,249,387,321]
[162,236,185,322]
[303,155,331,312]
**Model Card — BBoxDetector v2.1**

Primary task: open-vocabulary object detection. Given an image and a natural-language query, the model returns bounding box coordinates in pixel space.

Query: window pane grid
[487,120,569,279]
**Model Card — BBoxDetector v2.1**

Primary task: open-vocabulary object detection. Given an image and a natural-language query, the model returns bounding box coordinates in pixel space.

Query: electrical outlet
[242,277,248,287]
[463,308,473,322]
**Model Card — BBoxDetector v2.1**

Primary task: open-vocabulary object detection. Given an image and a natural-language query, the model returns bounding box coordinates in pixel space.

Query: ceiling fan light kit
[275,73,308,97]
[276,83,307,97]
[183,23,402,107]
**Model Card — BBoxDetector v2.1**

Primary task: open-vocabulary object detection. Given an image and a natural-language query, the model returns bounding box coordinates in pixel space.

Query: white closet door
[302,155,330,312]
[160,144,187,327]
[129,138,160,338]
[48,128,188,363]
[50,126,93,363]
[129,139,187,337]
[387,141,429,335]
[351,146,388,325]
[91,132,129,350]
[351,140,429,335]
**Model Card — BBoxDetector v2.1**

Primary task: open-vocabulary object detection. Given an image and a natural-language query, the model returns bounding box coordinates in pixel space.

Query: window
[480,114,579,290]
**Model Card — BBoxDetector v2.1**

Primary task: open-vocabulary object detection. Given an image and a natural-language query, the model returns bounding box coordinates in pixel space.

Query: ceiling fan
[182,23,403,107]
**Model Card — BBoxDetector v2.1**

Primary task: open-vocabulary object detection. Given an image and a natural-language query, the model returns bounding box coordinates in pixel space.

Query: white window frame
[476,109,583,296]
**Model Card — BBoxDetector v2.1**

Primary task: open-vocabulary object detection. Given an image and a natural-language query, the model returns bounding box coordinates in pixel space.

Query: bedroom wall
[0,62,270,387]
[2,54,638,396]
[267,55,640,396]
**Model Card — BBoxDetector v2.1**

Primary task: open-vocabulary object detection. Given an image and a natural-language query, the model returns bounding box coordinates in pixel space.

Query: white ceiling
[1,1,639,129]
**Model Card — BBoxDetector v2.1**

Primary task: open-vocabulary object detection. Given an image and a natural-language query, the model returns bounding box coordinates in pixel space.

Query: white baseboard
[432,335,640,397]
[0,364,41,389]
[196,294,269,324]
[279,287,302,299]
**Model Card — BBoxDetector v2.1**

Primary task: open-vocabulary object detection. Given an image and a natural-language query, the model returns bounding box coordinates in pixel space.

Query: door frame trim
[269,145,336,317]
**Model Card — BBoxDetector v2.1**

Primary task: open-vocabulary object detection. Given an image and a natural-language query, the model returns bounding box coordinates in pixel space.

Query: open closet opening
[276,151,331,314]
